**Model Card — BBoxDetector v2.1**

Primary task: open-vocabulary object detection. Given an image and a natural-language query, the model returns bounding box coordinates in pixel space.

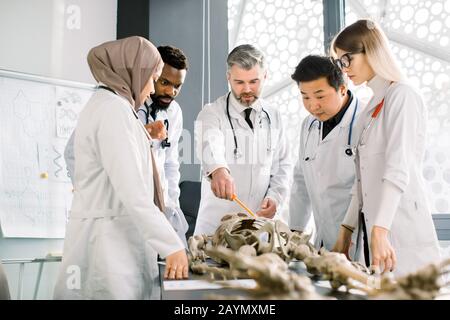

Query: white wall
[0,0,117,83]
[0,0,117,299]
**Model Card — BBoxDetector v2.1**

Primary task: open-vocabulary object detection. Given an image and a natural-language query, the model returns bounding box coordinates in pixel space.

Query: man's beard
[233,92,259,107]
[150,94,173,110]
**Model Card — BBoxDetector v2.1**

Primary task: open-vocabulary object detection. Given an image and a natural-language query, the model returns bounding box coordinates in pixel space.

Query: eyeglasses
[333,52,356,69]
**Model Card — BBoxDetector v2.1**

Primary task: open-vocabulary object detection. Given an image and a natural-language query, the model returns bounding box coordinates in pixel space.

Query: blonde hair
[331,19,405,82]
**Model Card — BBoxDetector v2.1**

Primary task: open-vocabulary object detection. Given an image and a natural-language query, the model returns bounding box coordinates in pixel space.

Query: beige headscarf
[87,36,163,109]
[87,36,166,213]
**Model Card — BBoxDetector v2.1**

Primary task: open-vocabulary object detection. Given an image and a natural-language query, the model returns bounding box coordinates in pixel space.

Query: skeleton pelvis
[212,213,277,255]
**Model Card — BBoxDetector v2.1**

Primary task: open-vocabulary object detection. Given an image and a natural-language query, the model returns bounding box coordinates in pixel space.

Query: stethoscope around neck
[225,92,272,159]
[304,99,358,161]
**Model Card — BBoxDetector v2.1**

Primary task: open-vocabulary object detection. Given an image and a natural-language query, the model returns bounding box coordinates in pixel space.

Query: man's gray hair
[227,44,266,71]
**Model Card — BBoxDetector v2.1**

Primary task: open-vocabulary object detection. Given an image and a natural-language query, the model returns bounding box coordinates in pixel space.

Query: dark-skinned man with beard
[136,45,189,246]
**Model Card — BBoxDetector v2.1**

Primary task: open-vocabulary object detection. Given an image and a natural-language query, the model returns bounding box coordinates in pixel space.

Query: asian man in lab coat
[289,55,363,258]
[194,44,292,235]
[65,45,189,246]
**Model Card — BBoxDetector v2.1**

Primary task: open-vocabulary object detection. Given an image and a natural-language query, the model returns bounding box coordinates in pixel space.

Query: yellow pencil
[231,194,256,217]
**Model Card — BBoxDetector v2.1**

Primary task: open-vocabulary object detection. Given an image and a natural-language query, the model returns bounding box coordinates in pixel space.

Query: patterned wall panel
[228,0,325,157]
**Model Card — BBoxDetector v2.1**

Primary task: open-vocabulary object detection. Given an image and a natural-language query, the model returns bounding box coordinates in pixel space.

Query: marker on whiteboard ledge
[46,252,63,258]
[40,172,49,179]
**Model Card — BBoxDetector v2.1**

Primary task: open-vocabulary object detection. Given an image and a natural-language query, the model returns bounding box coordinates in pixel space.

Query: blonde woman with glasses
[331,19,440,276]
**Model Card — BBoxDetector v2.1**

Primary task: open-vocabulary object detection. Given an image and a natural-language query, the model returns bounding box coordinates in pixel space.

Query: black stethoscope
[137,101,171,149]
[99,86,171,149]
[304,99,358,161]
[225,92,272,159]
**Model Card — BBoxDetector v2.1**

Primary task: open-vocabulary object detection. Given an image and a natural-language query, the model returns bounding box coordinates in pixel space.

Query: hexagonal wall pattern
[228,0,324,158]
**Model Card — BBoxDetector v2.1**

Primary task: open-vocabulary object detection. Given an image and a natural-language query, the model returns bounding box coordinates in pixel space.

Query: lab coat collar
[367,75,391,107]
[98,81,115,92]
[98,82,135,108]
[338,90,359,128]
[318,91,358,144]
[228,92,263,119]
[137,98,153,113]
[137,98,170,122]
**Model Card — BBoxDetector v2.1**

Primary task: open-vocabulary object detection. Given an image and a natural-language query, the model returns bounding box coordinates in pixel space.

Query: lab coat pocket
[336,146,356,186]
[390,196,434,249]
[255,162,272,201]
[92,217,145,298]
[256,130,273,166]
[258,161,272,180]
[359,143,385,158]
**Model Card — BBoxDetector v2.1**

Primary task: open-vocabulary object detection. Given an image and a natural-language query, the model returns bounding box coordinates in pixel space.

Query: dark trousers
[360,211,371,267]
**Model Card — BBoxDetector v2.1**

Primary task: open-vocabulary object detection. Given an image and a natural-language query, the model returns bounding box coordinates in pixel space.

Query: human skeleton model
[189,213,318,263]
[188,213,450,299]
[202,246,325,299]
[371,259,450,299]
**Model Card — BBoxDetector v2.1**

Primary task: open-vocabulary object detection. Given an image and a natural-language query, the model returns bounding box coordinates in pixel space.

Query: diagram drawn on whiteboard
[0,73,94,238]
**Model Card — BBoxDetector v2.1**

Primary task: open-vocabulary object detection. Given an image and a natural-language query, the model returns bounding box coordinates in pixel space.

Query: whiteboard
[0,69,95,238]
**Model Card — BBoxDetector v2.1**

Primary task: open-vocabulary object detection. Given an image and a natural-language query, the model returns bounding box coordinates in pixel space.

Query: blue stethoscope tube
[305,99,358,161]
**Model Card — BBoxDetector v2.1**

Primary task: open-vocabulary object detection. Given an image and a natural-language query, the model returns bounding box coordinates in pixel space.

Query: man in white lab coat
[194,44,292,235]
[65,45,189,246]
[136,45,189,246]
[289,55,363,256]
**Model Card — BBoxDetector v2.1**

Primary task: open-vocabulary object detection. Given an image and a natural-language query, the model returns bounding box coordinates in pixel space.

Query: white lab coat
[289,93,362,250]
[54,89,184,299]
[194,93,292,235]
[343,75,440,276]
[136,100,188,246]
[65,99,188,246]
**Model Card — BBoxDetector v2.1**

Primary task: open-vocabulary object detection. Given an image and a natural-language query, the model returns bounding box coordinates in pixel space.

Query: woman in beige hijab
[54,36,188,300]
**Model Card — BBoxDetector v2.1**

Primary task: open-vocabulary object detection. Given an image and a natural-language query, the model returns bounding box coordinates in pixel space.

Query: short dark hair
[157,45,189,70]
[291,55,345,91]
